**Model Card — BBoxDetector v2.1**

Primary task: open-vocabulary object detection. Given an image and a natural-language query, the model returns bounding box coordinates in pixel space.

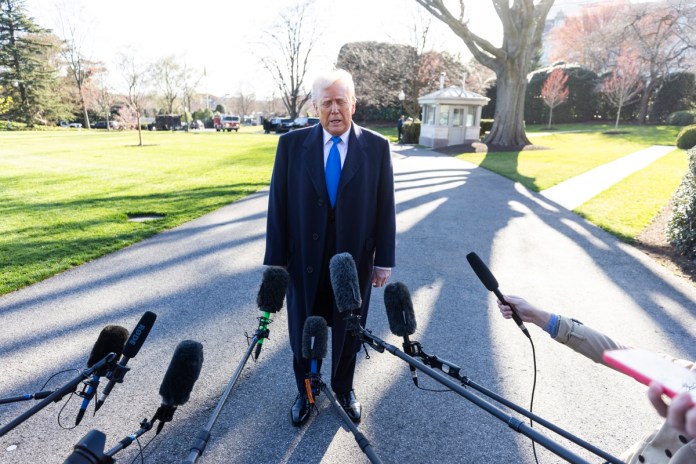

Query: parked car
[275,118,295,133]
[92,121,119,129]
[190,119,205,130]
[292,117,320,129]
[69,122,82,129]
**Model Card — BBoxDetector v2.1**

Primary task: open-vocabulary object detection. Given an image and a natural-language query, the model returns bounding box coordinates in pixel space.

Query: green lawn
[456,124,687,243]
[0,128,278,295]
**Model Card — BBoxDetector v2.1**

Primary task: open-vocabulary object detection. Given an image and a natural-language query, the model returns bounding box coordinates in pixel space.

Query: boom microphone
[254,267,289,359]
[153,340,204,434]
[302,316,328,404]
[95,311,157,412]
[466,252,530,339]
[329,253,362,313]
[257,267,290,313]
[384,282,419,386]
[75,325,129,425]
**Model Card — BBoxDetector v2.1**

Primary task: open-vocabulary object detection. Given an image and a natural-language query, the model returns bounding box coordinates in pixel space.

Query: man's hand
[372,267,391,287]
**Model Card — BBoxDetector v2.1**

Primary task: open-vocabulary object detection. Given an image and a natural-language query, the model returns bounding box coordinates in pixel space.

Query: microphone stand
[0,353,116,437]
[344,316,594,464]
[183,313,272,464]
[406,341,623,464]
[0,390,54,405]
[321,384,383,464]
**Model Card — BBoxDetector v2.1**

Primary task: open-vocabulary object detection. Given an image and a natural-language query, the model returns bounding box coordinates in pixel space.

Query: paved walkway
[1,142,695,464]
[540,145,675,210]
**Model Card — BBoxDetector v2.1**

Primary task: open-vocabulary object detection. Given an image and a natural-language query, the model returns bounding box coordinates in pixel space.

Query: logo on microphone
[129,323,146,346]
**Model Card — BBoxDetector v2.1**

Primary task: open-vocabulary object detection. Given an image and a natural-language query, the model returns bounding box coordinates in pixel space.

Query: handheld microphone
[95,311,157,412]
[153,340,204,434]
[301,316,328,404]
[329,252,362,314]
[466,252,530,339]
[75,325,129,425]
[254,267,289,358]
[384,282,419,387]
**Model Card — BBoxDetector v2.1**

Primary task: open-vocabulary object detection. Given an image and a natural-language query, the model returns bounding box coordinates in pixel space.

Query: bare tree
[55,3,98,129]
[93,74,116,129]
[602,51,643,129]
[180,63,203,131]
[235,89,256,118]
[541,68,568,128]
[118,51,147,146]
[416,0,554,148]
[260,1,317,119]
[152,55,182,114]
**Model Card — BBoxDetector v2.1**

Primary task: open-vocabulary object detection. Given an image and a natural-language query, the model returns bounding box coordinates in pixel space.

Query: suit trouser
[292,211,357,395]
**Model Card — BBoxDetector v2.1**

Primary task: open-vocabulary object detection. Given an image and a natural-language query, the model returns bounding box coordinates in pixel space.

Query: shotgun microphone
[329,253,362,314]
[384,282,419,387]
[302,316,328,404]
[95,311,157,412]
[153,340,204,434]
[254,267,289,359]
[75,325,129,425]
[466,252,530,339]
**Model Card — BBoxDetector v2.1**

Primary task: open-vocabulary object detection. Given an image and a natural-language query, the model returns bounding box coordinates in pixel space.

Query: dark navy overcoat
[263,123,396,371]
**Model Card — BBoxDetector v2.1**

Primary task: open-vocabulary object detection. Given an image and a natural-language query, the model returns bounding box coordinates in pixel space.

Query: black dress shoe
[335,390,361,423]
[291,394,310,426]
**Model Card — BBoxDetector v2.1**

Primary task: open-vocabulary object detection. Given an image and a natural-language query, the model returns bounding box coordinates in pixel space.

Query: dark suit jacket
[264,123,396,364]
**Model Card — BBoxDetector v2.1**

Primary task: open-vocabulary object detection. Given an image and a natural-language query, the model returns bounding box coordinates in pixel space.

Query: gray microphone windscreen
[384,282,417,337]
[159,340,204,406]
[257,267,289,313]
[302,316,328,360]
[329,253,362,313]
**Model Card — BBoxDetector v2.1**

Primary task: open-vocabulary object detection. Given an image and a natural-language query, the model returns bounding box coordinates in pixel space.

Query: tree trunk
[485,63,531,147]
[547,107,553,129]
[615,104,622,129]
[637,79,657,124]
[137,112,142,146]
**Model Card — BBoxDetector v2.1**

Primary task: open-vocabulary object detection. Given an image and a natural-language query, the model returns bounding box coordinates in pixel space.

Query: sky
[22,0,589,101]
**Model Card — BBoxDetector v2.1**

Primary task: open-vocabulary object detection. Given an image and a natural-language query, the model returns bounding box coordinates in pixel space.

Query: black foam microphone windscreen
[257,267,290,313]
[384,282,417,337]
[329,252,362,313]
[159,340,204,406]
[466,252,499,292]
[302,316,328,360]
[87,325,129,375]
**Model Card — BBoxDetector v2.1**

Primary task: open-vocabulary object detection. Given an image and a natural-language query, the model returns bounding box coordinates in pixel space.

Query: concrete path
[1,143,695,464]
[540,145,675,210]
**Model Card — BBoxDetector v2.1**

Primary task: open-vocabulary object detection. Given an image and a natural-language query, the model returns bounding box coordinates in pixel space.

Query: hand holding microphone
[466,252,530,339]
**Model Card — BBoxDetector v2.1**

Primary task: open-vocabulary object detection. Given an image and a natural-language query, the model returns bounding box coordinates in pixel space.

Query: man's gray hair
[311,69,356,104]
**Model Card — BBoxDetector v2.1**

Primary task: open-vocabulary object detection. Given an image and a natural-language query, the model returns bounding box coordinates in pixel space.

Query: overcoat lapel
[303,124,326,199]
[337,124,366,197]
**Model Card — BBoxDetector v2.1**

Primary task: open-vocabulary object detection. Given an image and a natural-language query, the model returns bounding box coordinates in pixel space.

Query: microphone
[302,316,328,404]
[466,252,530,339]
[95,311,157,412]
[75,325,129,425]
[384,282,419,387]
[329,252,362,313]
[254,267,289,358]
[153,340,204,434]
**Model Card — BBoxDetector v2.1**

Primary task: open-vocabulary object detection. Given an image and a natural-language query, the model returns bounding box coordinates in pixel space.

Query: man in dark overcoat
[264,69,396,426]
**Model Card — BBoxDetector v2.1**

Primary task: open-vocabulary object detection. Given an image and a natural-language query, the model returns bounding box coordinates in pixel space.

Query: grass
[575,148,687,241]
[0,127,278,295]
[457,125,683,191]
[455,124,687,243]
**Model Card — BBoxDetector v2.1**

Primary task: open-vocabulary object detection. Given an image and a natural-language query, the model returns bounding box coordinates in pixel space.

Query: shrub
[479,119,494,138]
[402,119,421,144]
[650,72,695,123]
[667,147,696,258]
[666,111,696,126]
[676,125,696,150]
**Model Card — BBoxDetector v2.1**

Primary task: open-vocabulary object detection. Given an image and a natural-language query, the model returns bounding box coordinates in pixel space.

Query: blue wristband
[544,314,560,337]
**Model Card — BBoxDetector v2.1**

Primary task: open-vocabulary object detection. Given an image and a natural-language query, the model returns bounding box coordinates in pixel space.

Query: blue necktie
[326,136,342,207]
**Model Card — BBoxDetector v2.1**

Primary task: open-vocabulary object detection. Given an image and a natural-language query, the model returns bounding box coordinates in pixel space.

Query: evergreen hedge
[676,125,696,150]
[667,147,696,258]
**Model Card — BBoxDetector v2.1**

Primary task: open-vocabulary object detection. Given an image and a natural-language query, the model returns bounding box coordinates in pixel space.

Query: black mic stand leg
[322,386,383,464]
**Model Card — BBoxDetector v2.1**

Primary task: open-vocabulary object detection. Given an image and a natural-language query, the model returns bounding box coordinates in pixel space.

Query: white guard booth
[418,86,489,149]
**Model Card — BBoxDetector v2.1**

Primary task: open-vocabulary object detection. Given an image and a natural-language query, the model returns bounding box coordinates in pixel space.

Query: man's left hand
[372,267,391,287]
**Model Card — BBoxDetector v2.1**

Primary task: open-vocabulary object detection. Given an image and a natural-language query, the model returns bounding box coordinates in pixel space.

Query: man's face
[314,81,355,137]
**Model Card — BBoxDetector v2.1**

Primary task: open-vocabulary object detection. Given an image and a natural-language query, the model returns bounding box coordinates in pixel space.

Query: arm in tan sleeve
[553,316,629,365]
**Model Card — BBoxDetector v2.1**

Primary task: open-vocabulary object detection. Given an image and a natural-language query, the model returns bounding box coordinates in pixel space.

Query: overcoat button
[306,267,313,274]
[318,199,323,206]
[312,233,319,240]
